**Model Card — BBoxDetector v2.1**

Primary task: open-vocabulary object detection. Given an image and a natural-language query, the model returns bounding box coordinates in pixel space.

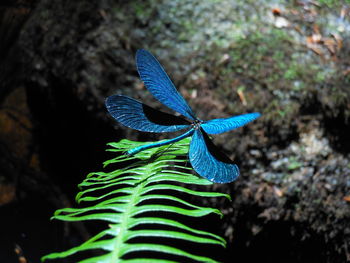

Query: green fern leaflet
[42,138,230,263]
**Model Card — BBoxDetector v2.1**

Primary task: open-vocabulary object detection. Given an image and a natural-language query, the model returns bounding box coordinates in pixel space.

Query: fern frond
[42,137,230,263]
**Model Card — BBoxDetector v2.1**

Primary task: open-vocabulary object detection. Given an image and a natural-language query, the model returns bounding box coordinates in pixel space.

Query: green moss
[317,0,350,7]
[315,71,326,83]
[287,157,302,170]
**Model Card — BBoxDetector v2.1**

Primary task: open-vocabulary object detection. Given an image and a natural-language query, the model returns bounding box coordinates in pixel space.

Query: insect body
[106,49,260,183]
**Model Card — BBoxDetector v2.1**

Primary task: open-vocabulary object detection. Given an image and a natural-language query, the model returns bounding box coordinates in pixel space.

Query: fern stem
[112,180,145,262]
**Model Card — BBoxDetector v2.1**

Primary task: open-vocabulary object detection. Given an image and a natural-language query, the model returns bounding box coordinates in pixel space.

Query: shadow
[142,103,190,126]
[201,128,235,164]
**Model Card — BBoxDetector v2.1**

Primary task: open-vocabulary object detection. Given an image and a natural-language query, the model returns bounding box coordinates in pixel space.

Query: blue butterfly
[106,49,261,183]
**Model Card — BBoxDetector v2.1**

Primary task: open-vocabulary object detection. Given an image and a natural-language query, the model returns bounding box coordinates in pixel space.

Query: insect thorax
[191,119,202,130]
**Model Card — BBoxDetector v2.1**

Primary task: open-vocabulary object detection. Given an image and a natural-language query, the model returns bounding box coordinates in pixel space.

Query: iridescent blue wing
[136,49,196,120]
[189,129,240,183]
[202,112,261,134]
[106,95,190,133]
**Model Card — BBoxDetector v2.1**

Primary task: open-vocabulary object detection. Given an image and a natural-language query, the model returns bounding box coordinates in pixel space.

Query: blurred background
[0,0,349,262]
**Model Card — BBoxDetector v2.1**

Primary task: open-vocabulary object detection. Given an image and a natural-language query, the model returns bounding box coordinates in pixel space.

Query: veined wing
[106,95,190,133]
[136,49,196,121]
[189,129,240,183]
[202,112,261,134]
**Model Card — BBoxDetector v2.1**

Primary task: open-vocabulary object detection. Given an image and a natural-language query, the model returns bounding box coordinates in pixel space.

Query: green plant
[42,137,230,263]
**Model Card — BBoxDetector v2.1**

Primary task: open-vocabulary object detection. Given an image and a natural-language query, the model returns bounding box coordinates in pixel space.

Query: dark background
[0,0,350,262]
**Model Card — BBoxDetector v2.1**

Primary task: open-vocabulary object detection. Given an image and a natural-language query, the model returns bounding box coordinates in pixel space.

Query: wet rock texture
[0,0,349,262]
